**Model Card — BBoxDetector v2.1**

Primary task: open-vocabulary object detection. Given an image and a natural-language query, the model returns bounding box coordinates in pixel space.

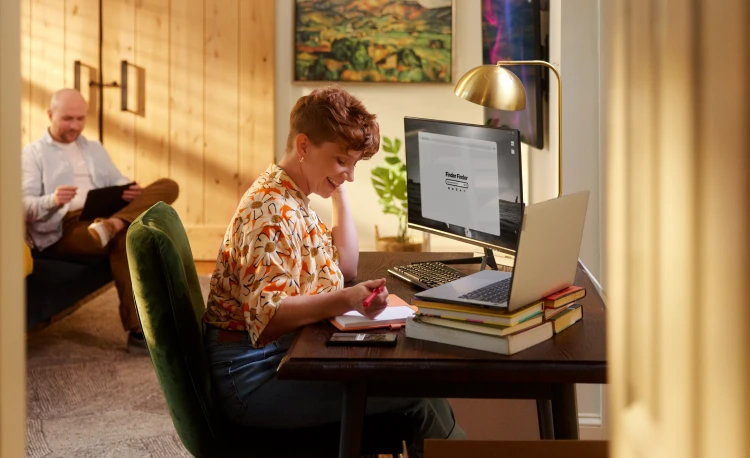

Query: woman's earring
[298,156,305,163]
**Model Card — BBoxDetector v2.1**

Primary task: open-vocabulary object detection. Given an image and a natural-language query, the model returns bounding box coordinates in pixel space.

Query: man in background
[22,88,179,353]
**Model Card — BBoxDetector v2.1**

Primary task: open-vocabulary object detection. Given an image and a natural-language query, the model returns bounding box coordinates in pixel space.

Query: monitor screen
[404,117,524,254]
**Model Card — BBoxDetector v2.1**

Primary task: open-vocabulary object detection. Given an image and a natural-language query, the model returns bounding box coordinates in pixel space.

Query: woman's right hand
[344,278,389,320]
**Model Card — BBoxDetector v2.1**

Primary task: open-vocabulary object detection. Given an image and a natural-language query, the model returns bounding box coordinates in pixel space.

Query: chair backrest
[126,202,225,457]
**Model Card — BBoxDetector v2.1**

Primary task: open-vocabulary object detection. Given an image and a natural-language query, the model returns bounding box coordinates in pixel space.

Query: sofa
[26,251,113,332]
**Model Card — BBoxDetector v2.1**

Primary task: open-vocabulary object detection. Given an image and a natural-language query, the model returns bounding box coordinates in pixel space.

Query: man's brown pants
[45,178,179,332]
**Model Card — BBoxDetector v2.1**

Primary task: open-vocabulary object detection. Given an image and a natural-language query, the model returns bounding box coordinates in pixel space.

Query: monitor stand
[440,247,499,272]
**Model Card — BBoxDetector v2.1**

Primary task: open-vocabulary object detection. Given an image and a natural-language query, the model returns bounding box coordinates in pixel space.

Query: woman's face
[300,136,364,198]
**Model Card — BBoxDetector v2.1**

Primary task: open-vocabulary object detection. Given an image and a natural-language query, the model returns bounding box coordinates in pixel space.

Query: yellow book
[549,304,583,334]
[417,313,543,337]
[413,300,543,326]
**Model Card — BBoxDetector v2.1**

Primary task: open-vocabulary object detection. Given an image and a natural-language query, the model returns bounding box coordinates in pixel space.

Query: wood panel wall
[21,0,275,260]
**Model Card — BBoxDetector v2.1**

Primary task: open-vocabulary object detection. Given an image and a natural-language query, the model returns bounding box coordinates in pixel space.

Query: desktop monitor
[404,117,525,259]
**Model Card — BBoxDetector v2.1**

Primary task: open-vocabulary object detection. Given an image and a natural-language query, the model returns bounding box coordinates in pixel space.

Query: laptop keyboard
[458,277,512,304]
[388,262,465,290]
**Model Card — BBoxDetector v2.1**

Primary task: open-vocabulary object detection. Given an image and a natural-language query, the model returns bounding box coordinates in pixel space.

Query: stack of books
[543,286,586,334]
[405,286,586,355]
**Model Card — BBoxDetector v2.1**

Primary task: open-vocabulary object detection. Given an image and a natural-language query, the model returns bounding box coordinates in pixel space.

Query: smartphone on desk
[327,332,398,347]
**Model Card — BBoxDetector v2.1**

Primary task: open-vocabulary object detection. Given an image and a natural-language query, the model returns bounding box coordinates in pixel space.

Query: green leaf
[371,167,391,181]
[392,177,407,201]
[371,137,408,224]
[373,189,391,201]
[371,178,392,201]
[370,174,386,187]
[382,135,402,154]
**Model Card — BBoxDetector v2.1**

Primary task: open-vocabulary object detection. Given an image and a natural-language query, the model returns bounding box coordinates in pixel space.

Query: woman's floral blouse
[203,164,343,347]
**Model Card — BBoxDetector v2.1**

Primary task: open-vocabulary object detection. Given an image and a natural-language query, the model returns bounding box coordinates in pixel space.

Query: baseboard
[579,413,606,440]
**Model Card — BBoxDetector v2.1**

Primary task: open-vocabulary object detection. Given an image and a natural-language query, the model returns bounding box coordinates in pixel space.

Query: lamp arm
[497,60,563,197]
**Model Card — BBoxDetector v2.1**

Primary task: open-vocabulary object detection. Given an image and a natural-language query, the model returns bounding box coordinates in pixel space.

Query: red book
[543,286,586,309]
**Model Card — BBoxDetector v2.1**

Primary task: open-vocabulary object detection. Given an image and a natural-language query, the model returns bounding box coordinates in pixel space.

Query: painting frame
[292,0,455,84]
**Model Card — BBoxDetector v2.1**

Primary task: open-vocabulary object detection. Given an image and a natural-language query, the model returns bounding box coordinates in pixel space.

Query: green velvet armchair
[126,202,410,457]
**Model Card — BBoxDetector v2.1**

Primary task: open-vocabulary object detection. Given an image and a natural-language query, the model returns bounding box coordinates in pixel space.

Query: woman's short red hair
[286,86,380,159]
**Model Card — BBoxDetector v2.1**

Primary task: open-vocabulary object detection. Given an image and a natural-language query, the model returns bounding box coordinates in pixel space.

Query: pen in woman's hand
[363,286,384,308]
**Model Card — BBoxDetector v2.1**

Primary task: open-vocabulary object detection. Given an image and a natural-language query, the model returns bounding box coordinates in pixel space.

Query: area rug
[25,276,212,458]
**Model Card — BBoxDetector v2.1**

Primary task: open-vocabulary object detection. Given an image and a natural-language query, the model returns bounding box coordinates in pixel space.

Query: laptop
[414,190,589,313]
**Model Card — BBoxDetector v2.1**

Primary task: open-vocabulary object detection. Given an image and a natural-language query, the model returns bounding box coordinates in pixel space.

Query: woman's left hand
[345,278,388,320]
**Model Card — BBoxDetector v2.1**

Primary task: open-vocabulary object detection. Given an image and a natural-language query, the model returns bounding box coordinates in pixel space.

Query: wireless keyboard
[387,261,466,290]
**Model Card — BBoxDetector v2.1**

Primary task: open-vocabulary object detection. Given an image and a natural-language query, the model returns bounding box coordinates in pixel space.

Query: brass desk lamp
[454,60,563,197]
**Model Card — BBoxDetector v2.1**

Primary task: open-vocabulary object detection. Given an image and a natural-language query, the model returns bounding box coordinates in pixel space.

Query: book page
[332,294,415,328]
[338,306,415,322]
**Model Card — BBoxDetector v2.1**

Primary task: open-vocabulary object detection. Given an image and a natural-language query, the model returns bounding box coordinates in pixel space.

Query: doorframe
[1,0,27,455]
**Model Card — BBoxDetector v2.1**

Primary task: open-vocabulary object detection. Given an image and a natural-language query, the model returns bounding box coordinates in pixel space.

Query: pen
[363,286,384,308]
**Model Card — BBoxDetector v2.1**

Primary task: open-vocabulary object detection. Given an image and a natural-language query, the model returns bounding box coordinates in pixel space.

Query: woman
[203,86,463,455]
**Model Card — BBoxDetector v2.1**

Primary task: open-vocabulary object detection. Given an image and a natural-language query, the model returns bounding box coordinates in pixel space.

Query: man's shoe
[127,331,149,355]
[88,218,116,248]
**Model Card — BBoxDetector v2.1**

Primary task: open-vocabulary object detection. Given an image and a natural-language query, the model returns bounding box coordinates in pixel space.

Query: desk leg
[339,381,367,458]
[536,399,554,439]
[551,383,579,439]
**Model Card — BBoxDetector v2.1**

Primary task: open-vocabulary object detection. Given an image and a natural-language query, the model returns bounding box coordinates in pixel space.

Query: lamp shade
[453,64,527,111]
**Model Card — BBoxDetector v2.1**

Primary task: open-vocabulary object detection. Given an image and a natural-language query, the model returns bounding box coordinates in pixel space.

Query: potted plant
[371,136,424,252]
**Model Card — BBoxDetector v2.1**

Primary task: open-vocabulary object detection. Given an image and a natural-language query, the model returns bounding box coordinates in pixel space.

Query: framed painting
[294,0,453,83]
[482,0,544,148]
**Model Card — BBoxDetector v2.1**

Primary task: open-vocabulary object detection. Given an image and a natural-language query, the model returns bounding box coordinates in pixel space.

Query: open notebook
[330,294,417,331]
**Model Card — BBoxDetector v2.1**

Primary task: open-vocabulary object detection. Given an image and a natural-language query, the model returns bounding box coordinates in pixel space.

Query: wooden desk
[276,252,607,458]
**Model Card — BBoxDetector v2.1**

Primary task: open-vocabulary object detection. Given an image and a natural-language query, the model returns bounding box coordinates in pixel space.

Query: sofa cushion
[26,256,112,331]
[24,243,33,277]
